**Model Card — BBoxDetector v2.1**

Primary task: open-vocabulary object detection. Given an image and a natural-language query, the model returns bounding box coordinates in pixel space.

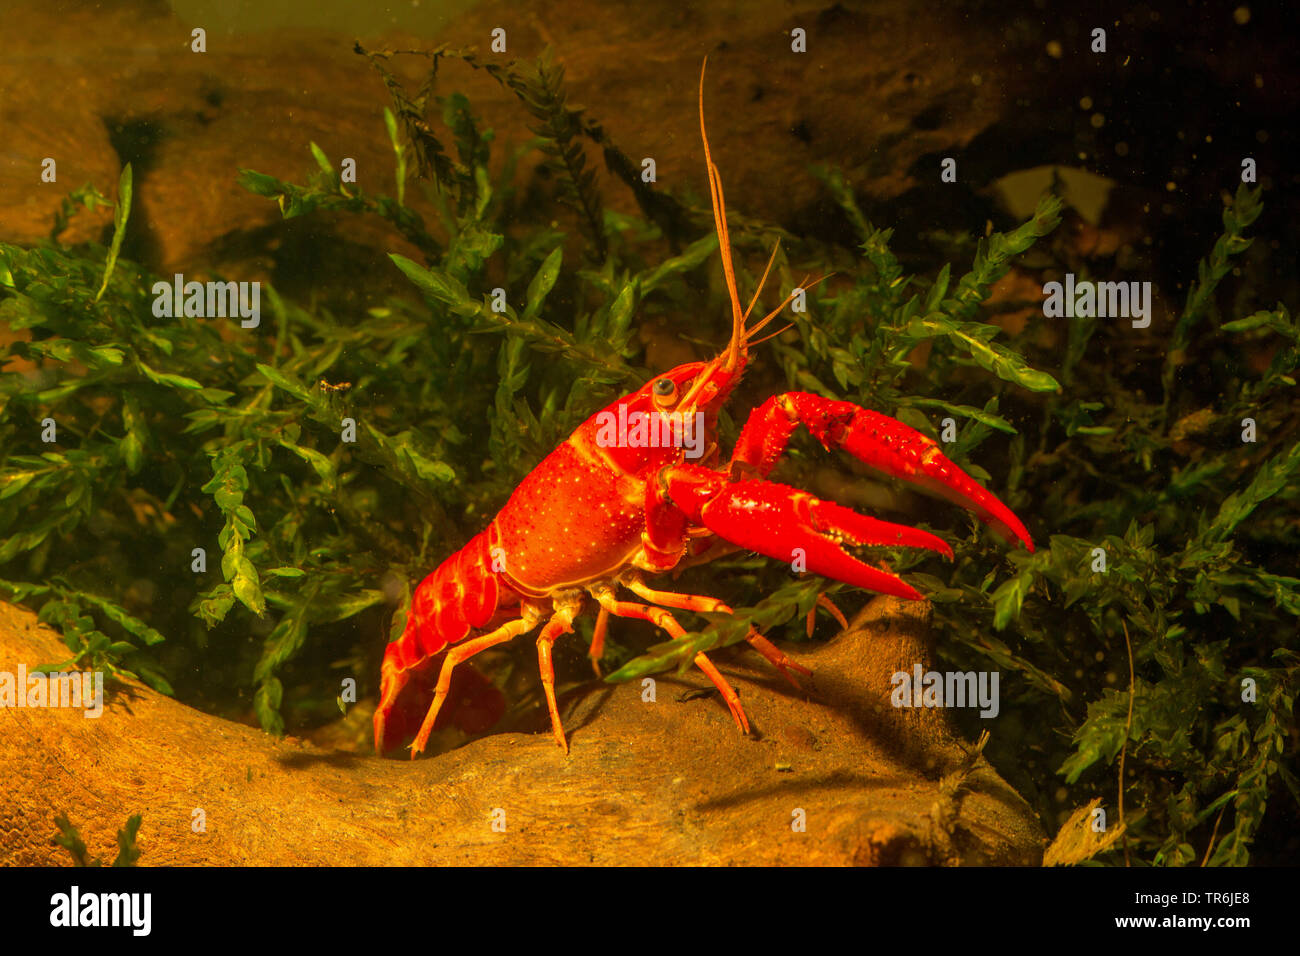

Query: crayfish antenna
[741,239,782,327]
[699,56,746,373]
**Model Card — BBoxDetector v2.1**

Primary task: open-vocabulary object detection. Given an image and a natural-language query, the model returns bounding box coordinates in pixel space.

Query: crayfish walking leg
[411,607,543,758]
[535,595,583,753]
[621,572,811,689]
[590,586,750,733]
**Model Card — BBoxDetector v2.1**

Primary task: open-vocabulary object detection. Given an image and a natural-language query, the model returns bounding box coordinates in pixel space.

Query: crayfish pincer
[374,60,1033,759]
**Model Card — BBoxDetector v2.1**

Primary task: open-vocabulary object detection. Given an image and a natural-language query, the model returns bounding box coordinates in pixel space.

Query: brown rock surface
[0,596,1043,866]
[0,0,1020,279]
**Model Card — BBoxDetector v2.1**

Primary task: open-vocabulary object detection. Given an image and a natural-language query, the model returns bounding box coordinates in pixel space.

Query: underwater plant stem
[1119,619,1135,867]
[1202,805,1226,866]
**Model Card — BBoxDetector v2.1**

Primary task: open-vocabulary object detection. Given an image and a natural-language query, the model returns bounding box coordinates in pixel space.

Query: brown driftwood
[0,596,1042,866]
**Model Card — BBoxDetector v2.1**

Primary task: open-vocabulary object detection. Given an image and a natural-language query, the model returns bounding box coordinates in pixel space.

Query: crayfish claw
[681,474,951,601]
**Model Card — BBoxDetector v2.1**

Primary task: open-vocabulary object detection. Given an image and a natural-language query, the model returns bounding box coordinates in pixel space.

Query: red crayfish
[375,61,1034,757]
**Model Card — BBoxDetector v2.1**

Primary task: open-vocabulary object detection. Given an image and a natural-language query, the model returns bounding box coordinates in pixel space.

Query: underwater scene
[0,0,1296,880]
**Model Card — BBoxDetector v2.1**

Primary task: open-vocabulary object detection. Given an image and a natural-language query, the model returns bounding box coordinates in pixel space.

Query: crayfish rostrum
[374,61,1033,758]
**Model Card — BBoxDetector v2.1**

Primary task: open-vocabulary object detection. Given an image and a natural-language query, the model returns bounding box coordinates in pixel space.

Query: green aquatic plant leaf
[1204,441,1300,543]
[52,814,96,866]
[942,193,1062,324]
[202,445,265,617]
[112,814,143,867]
[383,106,408,207]
[492,48,607,261]
[523,246,563,321]
[1163,184,1264,415]
[94,163,131,303]
[906,311,1060,393]
[897,397,1017,435]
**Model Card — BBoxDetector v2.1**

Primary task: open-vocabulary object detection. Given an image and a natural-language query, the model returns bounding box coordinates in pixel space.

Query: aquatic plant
[52,813,142,867]
[1,48,1294,864]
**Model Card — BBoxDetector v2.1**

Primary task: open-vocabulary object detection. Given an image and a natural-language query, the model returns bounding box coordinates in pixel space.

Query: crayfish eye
[652,378,677,406]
